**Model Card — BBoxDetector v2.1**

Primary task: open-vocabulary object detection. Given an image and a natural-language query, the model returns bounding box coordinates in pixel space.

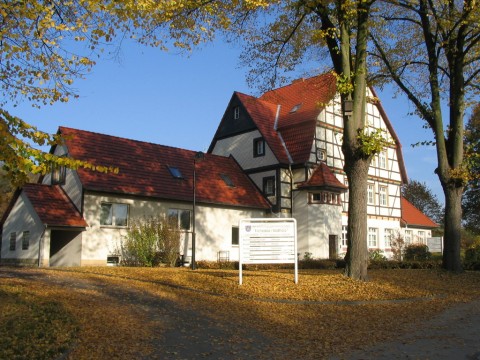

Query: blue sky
[6,38,442,201]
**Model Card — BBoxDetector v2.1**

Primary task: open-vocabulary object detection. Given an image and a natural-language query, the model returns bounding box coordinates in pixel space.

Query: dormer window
[233,106,240,119]
[167,166,183,179]
[253,137,265,157]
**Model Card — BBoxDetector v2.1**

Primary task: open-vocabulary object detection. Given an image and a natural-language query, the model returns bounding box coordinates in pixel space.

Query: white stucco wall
[294,190,343,259]
[1,193,44,265]
[211,130,278,170]
[82,192,266,265]
[194,205,266,262]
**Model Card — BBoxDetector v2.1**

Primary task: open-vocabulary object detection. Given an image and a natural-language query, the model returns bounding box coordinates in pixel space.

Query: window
[341,226,348,247]
[22,231,30,250]
[417,231,426,244]
[384,229,394,248]
[220,173,235,187]
[100,203,129,227]
[253,138,265,157]
[232,226,239,246]
[367,184,375,205]
[51,164,66,185]
[316,148,326,162]
[168,209,191,231]
[107,256,120,266]
[379,151,387,169]
[290,103,302,113]
[368,227,378,247]
[404,230,412,244]
[379,186,388,206]
[263,177,275,196]
[167,166,183,179]
[233,106,240,119]
[9,232,16,251]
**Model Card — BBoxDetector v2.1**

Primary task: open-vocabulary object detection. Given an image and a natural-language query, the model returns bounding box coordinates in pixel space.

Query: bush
[464,245,480,270]
[120,215,181,267]
[389,231,405,261]
[369,249,387,262]
[404,244,431,261]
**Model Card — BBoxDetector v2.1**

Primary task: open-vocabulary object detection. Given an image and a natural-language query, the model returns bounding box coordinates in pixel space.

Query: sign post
[239,218,298,285]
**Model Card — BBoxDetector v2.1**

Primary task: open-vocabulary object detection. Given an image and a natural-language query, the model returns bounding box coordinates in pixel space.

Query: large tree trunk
[442,185,463,272]
[344,157,370,280]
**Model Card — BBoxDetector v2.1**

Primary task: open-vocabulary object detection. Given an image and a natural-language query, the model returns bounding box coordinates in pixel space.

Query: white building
[0,73,438,266]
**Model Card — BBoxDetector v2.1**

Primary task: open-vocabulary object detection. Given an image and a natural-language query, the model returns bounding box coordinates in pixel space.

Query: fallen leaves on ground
[1,267,479,360]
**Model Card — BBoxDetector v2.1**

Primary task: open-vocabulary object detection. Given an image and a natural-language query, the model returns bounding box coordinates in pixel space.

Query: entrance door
[329,235,338,259]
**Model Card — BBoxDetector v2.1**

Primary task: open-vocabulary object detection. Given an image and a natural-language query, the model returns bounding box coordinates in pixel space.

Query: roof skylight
[220,173,235,187]
[290,103,302,113]
[167,166,183,179]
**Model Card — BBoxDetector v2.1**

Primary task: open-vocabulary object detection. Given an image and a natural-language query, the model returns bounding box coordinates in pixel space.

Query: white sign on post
[239,218,298,285]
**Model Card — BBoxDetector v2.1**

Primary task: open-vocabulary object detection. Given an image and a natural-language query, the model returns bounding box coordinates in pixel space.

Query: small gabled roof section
[23,184,87,228]
[297,163,348,192]
[58,127,270,210]
[401,197,439,229]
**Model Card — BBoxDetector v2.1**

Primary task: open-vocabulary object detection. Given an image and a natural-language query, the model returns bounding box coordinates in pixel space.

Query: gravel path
[332,299,480,360]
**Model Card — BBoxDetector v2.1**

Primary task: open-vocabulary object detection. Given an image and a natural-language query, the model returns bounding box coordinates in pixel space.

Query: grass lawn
[1,267,479,359]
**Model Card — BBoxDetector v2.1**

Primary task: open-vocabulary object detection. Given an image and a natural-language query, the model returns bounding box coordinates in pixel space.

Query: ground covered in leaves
[1,267,479,359]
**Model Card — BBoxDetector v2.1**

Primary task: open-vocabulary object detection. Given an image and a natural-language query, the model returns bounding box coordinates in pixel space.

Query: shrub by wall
[464,246,480,270]
[404,244,431,261]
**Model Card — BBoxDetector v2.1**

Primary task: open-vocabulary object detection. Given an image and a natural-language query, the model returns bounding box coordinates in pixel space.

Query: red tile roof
[59,127,270,210]
[235,92,291,163]
[260,73,337,129]
[401,197,439,228]
[229,73,407,184]
[297,163,348,191]
[22,184,87,228]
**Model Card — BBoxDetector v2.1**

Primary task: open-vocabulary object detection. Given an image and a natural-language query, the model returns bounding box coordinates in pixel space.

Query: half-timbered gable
[209,72,418,259]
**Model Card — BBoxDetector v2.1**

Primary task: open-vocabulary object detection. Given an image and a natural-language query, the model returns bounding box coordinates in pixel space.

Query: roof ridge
[260,72,336,98]
[59,126,200,154]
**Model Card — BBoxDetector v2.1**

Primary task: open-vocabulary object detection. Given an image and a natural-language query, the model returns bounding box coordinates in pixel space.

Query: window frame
[368,227,378,248]
[316,148,327,162]
[167,166,184,179]
[417,230,426,244]
[404,229,413,244]
[341,225,348,247]
[379,186,388,206]
[22,231,30,250]
[51,163,66,185]
[168,209,192,231]
[220,173,235,187]
[100,203,129,227]
[232,226,239,246]
[379,150,388,169]
[263,176,275,196]
[367,183,375,205]
[233,106,240,120]
[9,232,16,251]
[253,137,265,157]
[384,228,394,248]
